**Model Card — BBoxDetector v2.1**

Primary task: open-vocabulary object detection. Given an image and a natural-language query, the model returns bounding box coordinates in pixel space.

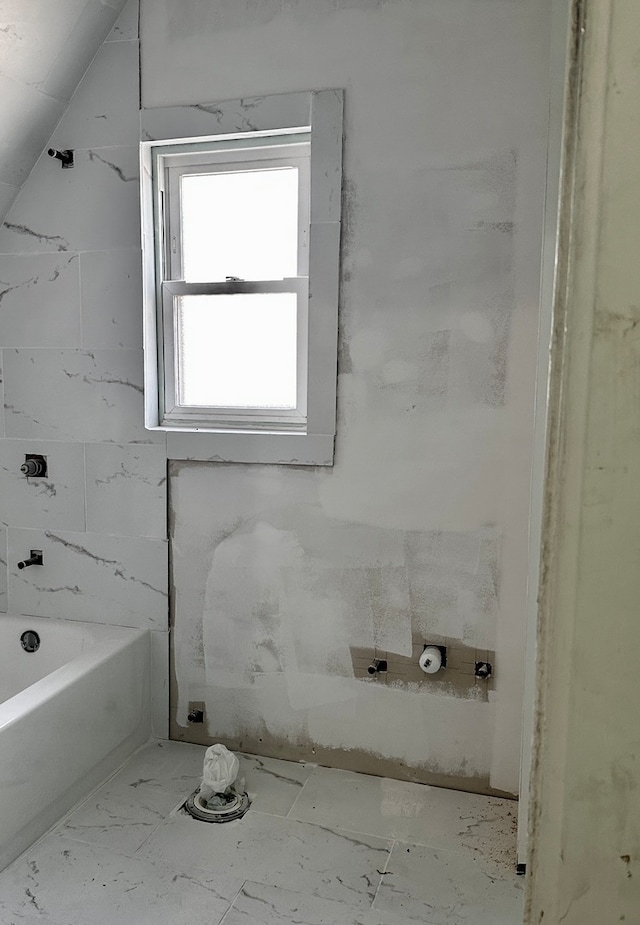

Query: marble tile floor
[0,740,524,925]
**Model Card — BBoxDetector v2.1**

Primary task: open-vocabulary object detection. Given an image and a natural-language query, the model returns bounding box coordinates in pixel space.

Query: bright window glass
[176,292,298,408]
[180,167,299,282]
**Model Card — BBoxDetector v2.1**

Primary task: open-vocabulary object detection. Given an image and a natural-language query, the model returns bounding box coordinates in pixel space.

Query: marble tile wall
[0,525,7,612]
[0,1,169,734]
[0,0,128,223]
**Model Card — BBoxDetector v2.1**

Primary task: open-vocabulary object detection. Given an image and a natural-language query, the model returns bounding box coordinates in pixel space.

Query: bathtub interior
[0,616,126,704]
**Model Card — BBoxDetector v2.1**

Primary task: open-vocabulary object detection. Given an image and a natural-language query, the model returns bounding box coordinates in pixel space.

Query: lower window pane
[176,293,298,409]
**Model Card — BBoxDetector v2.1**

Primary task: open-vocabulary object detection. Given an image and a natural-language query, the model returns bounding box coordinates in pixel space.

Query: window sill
[155,428,335,465]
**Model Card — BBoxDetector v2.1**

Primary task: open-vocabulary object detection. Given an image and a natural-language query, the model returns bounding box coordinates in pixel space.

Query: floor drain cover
[183,788,250,823]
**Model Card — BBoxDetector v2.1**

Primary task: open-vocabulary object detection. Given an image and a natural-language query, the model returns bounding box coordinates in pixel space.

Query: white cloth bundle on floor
[200,743,239,795]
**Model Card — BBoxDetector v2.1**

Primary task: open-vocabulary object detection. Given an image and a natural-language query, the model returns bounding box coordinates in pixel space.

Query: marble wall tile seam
[30,528,169,542]
[74,246,142,254]
[0,363,4,440]
[81,443,89,534]
[0,250,80,267]
[39,526,168,549]
[103,36,140,45]
[0,524,7,612]
[0,68,74,107]
[0,246,140,258]
[0,247,81,259]
[59,143,140,155]
[58,131,138,150]
[2,346,143,355]
[5,526,167,551]
[77,248,85,347]
[79,437,168,447]
[0,437,81,445]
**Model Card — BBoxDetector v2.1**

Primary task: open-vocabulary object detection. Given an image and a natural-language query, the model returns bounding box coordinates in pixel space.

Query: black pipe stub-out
[183,788,250,823]
[367,658,387,675]
[48,148,74,168]
[475,661,493,680]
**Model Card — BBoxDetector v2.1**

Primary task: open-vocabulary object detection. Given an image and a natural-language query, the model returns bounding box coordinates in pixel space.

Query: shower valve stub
[21,454,47,478]
[17,550,43,569]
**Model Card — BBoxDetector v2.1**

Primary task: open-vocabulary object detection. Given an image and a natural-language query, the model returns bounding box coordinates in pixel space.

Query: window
[140,91,343,465]
[158,135,310,428]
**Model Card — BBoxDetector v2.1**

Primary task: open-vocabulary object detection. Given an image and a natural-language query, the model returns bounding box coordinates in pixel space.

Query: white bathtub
[0,615,151,872]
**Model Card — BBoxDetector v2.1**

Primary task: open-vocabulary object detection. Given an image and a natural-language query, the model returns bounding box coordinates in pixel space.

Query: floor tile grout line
[284,765,316,819]
[220,805,394,850]
[371,837,396,909]
[243,806,301,822]
[281,809,421,849]
[283,811,518,863]
[43,828,149,859]
[131,813,175,856]
[217,878,248,924]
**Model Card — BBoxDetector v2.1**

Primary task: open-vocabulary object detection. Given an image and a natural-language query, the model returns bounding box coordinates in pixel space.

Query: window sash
[160,278,309,429]
[159,143,311,282]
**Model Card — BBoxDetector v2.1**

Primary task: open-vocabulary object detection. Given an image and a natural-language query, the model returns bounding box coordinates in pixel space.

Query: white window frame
[159,137,311,429]
[140,90,343,465]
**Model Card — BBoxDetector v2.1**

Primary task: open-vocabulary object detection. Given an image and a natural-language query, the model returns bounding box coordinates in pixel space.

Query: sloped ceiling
[0,0,128,223]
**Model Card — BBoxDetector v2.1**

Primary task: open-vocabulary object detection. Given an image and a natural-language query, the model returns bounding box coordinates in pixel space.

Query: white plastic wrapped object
[200,743,239,796]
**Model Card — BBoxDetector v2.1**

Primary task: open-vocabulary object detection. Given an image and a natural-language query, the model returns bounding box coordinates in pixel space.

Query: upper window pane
[176,292,298,409]
[181,167,299,282]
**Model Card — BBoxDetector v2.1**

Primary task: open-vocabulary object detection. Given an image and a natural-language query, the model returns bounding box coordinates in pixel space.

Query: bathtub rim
[0,614,149,732]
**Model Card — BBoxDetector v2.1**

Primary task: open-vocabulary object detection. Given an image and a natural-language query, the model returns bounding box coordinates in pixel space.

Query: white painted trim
[139,90,343,466]
[526,0,633,916]
[517,0,573,866]
[165,431,334,466]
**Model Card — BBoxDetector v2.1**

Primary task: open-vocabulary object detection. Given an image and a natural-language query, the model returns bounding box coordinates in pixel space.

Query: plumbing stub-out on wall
[350,635,495,700]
